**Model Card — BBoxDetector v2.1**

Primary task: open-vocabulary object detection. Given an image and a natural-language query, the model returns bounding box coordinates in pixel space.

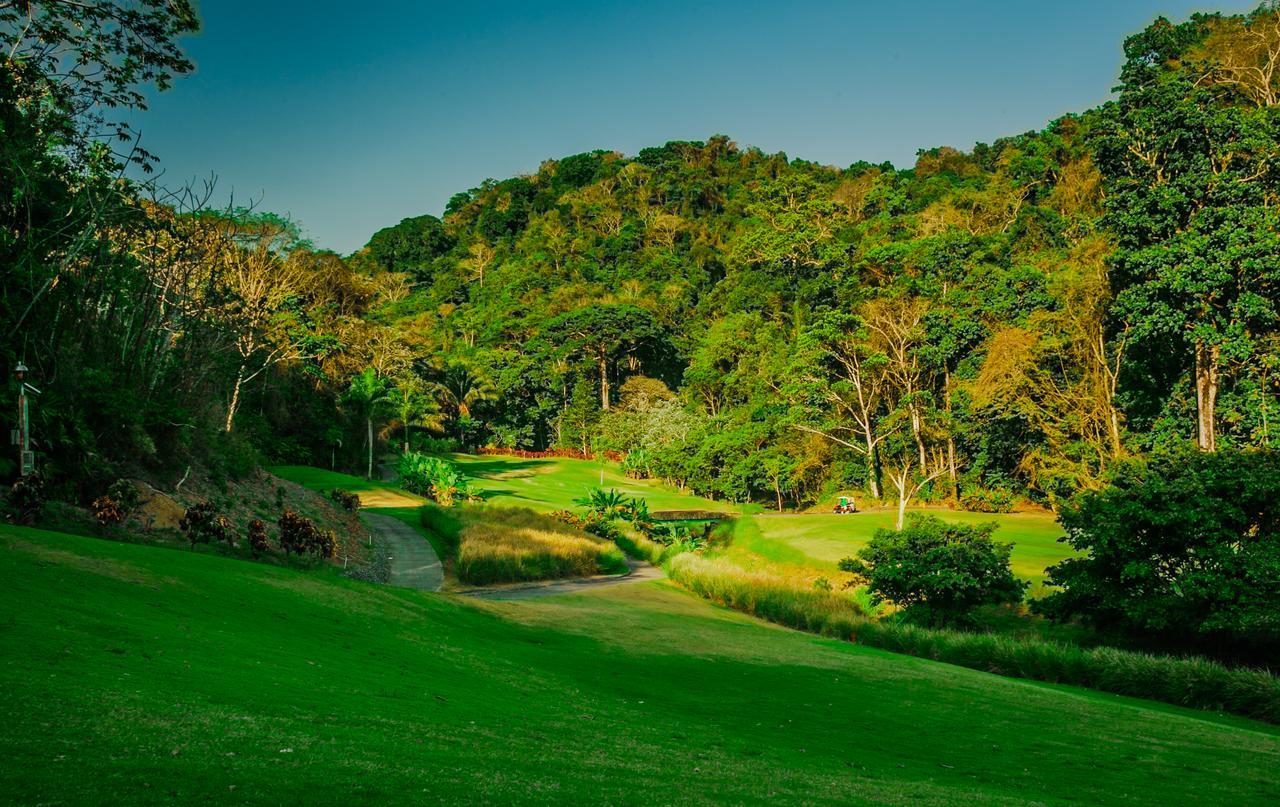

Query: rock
[128,480,186,531]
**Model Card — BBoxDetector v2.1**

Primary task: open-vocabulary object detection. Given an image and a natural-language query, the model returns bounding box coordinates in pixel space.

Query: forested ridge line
[3,3,1279,516]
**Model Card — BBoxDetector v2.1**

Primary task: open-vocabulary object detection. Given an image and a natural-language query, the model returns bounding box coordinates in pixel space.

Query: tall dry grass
[454,506,627,585]
[664,552,1280,724]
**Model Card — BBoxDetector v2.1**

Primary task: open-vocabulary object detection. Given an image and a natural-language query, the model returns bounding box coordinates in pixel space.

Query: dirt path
[360,512,443,592]
[459,557,663,600]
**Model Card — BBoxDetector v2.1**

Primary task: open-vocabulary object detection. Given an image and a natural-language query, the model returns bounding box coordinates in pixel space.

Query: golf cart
[832,495,857,514]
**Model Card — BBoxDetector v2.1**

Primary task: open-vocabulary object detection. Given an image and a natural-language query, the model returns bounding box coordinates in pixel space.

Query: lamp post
[13,363,38,477]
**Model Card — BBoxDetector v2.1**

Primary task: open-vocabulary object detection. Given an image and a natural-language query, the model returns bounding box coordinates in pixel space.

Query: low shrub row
[664,553,1280,724]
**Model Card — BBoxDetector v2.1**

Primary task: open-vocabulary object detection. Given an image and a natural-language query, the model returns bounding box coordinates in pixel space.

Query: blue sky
[131,1,1252,254]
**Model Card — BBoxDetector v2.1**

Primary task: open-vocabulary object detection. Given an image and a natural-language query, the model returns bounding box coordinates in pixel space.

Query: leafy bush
[179,501,232,549]
[6,474,45,525]
[278,509,335,558]
[573,488,630,520]
[247,519,271,558]
[328,489,361,512]
[398,452,477,507]
[90,496,126,527]
[666,552,1280,724]
[453,505,626,585]
[1036,450,1280,658]
[414,436,459,455]
[839,515,1026,626]
[958,487,1015,513]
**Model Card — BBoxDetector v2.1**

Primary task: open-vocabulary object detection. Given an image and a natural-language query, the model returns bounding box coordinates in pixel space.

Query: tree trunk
[863,429,882,499]
[366,416,374,479]
[774,478,783,512]
[944,373,958,500]
[1195,341,1219,452]
[911,405,926,469]
[224,364,245,433]
[896,489,908,531]
[598,350,610,410]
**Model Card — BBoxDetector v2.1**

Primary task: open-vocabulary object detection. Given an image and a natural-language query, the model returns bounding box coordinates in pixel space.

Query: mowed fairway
[2,524,1278,805]
[450,453,751,514]
[727,510,1073,585]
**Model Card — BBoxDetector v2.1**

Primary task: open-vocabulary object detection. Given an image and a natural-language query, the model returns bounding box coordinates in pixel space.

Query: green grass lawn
[450,453,756,514]
[726,510,1073,586]
[2,524,1277,804]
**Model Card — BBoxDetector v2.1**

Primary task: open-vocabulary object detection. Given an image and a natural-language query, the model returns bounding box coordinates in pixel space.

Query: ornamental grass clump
[453,506,627,585]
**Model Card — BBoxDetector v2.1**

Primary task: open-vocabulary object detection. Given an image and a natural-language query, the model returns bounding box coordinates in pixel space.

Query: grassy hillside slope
[2,525,1277,805]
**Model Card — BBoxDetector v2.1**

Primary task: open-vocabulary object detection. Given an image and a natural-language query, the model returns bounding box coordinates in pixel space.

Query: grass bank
[4,524,1279,804]
[664,552,1280,724]
[422,503,626,585]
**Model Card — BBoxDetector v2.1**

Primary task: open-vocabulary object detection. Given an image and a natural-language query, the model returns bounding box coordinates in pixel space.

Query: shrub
[1037,449,1280,659]
[452,505,627,585]
[573,488,630,520]
[6,473,45,525]
[398,452,477,506]
[106,479,142,516]
[840,514,1026,626]
[179,501,232,549]
[328,489,361,512]
[278,509,334,558]
[247,519,271,558]
[958,487,1015,513]
[91,496,126,527]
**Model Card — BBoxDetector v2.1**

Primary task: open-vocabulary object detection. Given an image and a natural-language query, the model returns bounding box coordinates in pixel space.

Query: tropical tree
[386,374,442,453]
[344,369,394,479]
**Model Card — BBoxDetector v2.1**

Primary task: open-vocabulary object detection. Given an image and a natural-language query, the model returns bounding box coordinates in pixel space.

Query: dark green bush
[958,487,1015,513]
[179,501,231,549]
[1037,449,1280,660]
[840,514,1027,626]
[327,489,361,512]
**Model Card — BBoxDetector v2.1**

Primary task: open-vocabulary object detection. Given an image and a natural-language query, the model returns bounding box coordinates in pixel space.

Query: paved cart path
[361,512,444,592]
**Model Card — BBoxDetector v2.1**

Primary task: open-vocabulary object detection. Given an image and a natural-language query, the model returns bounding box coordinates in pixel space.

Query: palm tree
[385,375,444,453]
[344,369,394,479]
[435,362,497,422]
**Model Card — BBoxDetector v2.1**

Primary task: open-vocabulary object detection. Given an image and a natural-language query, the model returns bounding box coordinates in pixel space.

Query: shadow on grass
[475,488,517,502]
[453,457,549,478]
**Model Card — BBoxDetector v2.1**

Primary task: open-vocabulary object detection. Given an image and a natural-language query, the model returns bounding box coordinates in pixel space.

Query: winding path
[360,512,444,592]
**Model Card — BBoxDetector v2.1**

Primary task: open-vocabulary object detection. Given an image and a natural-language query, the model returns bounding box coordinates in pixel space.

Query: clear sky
[130,0,1253,254]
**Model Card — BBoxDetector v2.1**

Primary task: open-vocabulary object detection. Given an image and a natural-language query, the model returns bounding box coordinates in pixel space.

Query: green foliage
[277,509,334,558]
[179,502,232,549]
[841,515,1027,626]
[1038,450,1280,658]
[246,519,270,558]
[397,452,476,507]
[958,487,1016,513]
[327,489,361,512]
[572,488,630,520]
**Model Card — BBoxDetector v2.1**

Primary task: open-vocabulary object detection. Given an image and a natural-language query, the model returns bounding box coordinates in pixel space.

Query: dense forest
[4,2,1280,515]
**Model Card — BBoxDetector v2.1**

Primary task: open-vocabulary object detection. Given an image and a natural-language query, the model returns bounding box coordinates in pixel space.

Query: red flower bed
[475,446,624,462]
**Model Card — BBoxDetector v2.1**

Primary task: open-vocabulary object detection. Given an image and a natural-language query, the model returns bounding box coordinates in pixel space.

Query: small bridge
[650,510,731,522]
